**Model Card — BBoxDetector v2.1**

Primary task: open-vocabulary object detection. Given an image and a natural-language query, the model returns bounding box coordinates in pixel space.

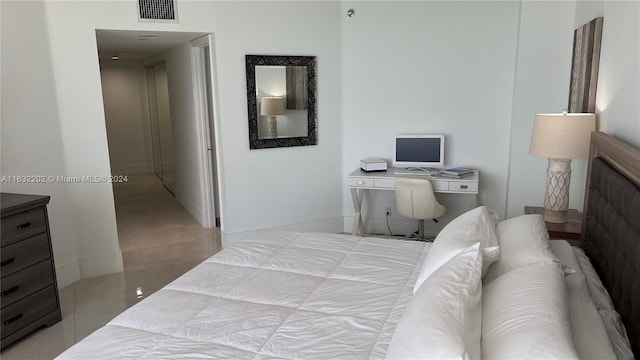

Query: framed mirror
[245,55,317,149]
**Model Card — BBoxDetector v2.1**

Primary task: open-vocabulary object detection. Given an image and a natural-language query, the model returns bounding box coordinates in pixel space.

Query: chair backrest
[395,178,446,220]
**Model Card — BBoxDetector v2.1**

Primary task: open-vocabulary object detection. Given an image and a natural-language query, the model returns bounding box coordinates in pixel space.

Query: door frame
[190,35,224,230]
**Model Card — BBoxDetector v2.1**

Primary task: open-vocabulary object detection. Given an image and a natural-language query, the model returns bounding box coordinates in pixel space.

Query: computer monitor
[393,134,445,168]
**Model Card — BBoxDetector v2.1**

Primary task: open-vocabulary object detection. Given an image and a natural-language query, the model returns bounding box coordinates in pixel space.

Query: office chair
[395,178,446,241]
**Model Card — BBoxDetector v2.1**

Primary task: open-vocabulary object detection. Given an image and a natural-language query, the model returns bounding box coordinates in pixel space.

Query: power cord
[386,210,393,236]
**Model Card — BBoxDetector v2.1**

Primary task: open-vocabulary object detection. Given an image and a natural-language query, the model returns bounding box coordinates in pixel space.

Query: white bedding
[569,244,635,360]
[57,227,631,359]
[57,231,431,359]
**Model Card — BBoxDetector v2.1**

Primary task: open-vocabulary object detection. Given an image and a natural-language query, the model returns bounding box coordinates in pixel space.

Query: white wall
[505,1,577,218]
[0,1,122,288]
[40,2,125,282]
[150,44,203,221]
[576,0,640,148]
[100,60,153,175]
[183,2,344,235]
[153,62,177,192]
[341,1,520,235]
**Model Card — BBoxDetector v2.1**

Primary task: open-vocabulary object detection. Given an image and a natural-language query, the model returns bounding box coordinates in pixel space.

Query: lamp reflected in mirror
[260,97,285,138]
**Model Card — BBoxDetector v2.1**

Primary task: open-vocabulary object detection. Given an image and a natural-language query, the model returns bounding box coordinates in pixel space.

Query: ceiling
[95,30,208,60]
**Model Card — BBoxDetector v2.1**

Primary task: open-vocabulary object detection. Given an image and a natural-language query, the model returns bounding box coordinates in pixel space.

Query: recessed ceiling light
[110,52,127,60]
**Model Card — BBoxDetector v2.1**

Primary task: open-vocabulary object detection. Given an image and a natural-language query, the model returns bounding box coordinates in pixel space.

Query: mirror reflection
[255,66,308,139]
[245,55,317,149]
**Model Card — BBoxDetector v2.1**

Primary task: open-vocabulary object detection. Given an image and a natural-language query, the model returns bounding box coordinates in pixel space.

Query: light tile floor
[2,174,222,359]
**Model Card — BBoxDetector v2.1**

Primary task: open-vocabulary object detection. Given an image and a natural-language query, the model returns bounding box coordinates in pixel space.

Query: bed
[57,131,639,359]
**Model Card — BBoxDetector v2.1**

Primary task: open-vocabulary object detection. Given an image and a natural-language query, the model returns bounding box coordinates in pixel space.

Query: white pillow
[482,261,579,359]
[484,214,567,283]
[413,206,499,293]
[385,243,482,360]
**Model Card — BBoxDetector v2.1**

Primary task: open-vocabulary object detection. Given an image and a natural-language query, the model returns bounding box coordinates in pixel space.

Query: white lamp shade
[260,97,285,116]
[529,113,596,159]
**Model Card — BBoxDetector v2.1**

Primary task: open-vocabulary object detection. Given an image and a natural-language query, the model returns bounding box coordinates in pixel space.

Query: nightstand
[524,206,582,246]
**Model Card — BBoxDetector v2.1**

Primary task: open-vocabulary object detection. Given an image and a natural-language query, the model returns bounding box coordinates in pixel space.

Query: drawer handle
[1,286,19,297]
[0,258,15,267]
[16,222,32,229]
[460,185,468,189]
[4,313,23,325]
[357,180,365,185]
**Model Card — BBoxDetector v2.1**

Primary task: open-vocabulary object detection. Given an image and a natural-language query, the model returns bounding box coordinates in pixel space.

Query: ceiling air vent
[138,0,178,22]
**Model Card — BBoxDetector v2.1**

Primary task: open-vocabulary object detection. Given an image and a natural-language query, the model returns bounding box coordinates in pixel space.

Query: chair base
[409,234,435,242]
[410,219,435,242]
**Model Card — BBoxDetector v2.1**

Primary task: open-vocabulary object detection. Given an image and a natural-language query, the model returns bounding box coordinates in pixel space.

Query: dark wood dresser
[1,193,61,349]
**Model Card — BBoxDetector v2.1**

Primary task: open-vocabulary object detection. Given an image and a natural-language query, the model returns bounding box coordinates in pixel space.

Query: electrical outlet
[385,206,392,216]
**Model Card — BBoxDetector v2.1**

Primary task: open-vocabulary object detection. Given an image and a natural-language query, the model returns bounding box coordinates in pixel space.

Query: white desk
[348,168,479,236]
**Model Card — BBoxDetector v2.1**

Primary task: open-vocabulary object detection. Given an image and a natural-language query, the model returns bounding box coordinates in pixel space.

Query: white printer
[360,158,388,172]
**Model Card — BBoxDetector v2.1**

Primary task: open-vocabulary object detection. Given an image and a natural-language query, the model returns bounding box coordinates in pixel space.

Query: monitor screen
[393,135,445,168]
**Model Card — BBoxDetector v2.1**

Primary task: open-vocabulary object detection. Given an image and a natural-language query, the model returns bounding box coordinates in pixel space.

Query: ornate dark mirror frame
[245,55,317,149]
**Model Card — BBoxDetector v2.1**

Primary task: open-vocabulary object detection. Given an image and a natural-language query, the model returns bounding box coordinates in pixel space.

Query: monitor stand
[397,167,439,175]
[405,167,438,173]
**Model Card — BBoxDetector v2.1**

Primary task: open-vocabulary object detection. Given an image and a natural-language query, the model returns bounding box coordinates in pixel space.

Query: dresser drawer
[1,233,51,278]
[1,285,58,338]
[448,181,478,192]
[1,260,54,308]
[1,207,48,246]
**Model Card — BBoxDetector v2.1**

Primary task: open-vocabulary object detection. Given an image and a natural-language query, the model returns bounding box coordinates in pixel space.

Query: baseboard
[220,216,446,249]
[343,216,445,238]
[269,216,343,233]
[78,250,124,279]
[110,163,152,175]
[176,194,206,227]
[222,216,343,248]
[55,260,81,289]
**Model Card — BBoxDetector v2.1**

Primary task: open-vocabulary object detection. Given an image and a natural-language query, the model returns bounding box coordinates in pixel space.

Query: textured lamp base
[268,116,278,138]
[543,158,572,223]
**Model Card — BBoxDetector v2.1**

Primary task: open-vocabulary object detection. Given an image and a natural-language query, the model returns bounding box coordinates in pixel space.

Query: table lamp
[260,97,285,138]
[529,111,596,223]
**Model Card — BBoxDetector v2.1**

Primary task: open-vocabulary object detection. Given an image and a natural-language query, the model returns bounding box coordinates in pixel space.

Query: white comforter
[58,231,430,359]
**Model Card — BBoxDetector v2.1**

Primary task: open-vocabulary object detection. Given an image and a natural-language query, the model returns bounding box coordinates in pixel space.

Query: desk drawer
[430,180,449,192]
[1,207,48,247]
[374,178,395,189]
[1,233,51,278]
[349,177,374,188]
[1,260,54,308]
[448,181,478,192]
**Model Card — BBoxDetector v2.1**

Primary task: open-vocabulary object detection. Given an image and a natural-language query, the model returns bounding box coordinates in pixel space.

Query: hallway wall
[100,59,154,176]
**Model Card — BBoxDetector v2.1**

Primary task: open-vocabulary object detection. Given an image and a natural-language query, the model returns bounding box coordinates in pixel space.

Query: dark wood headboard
[581,132,640,357]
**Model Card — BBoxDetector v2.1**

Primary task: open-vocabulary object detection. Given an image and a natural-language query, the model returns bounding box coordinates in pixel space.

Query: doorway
[95,29,222,230]
[204,46,221,227]
[191,36,222,229]
[145,61,176,194]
